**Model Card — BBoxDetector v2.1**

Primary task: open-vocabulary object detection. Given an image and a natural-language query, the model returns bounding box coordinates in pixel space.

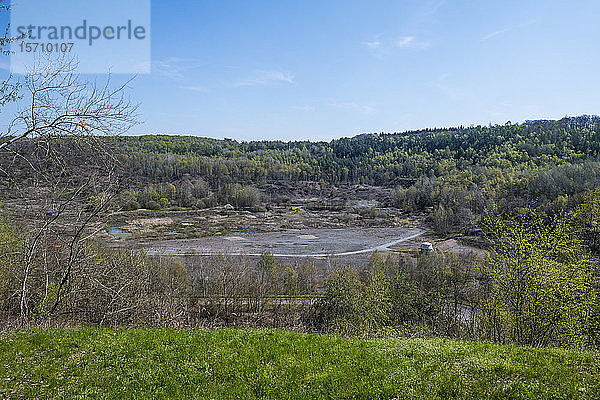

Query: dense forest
[100,115,600,234]
[116,115,600,185]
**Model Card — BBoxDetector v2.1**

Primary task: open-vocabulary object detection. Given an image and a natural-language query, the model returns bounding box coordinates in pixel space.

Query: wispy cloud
[481,19,537,42]
[153,57,205,81]
[519,19,537,28]
[363,35,429,54]
[481,29,509,41]
[179,85,208,93]
[153,57,188,80]
[235,70,295,87]
[396,36,430,49]
[363,40,382,49]
[397,36,416,47]
[328,101,376,115]
[294,105,315,112]
[362,34,383,50]
[424,0,446,16]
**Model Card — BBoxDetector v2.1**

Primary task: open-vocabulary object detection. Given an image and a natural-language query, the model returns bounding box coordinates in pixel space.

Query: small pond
[107,227,133,239]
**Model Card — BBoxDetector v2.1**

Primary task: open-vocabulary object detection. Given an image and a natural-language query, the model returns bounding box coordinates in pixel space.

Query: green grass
[1,329,599,399]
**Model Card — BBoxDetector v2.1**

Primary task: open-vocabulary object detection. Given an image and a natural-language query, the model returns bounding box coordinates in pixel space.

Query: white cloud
[481,29,508,41]
[481,20,536,42]
[363,35,429,55]
[235,70,295,87]
[153,57,188,80]
[179,85,208,93]
[328,101,375,114]
[397,36,416,47]
[519,19,537,28]
[396,36,430,49]
[363,40,382,49]
[152,57,205,81]
[294,105,315,112]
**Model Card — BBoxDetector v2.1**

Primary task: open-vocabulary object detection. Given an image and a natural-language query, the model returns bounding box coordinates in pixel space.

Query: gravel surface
[143,227,425,258]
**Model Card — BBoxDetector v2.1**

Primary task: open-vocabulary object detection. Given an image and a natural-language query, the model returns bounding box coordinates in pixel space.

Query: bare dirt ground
[141,227,425,258]
[436,239,487,257]
[101,204,419,242]
[4,191,482,273]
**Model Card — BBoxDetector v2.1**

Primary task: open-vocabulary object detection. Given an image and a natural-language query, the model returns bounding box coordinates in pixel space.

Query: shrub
[480,208,597,347]
[145,200,160,210]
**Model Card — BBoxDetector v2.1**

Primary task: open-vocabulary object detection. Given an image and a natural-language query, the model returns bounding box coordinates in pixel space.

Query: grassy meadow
[0,328,599,399]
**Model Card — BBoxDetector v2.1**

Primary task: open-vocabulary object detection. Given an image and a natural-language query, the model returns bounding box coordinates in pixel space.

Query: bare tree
[0,53,139,320]
[1,56,137,152]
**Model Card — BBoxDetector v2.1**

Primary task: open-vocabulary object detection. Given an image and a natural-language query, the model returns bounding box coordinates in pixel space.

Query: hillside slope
[1,328,599,399]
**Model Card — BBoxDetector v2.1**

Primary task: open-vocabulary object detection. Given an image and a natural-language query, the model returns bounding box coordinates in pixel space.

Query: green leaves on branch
[481,207,598,347]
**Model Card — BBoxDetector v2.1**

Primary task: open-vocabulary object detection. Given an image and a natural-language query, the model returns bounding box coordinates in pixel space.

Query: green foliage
[146,200,161,210]
[283,266,299,297]
[31,281,62,318]
[360,263,392,333]
[481,208,597,347]
[314,267,366,335]
[5,114,600,228]
[1,328,599,399]
[96,116,600,235]
[257,252,278,281]
[379,257,421,324]
[113,117,600,188]
[573,187,600,253]
[311,252,479,338]
[230,185,262,210]
[10,115,600,236]
[117,181,264,211]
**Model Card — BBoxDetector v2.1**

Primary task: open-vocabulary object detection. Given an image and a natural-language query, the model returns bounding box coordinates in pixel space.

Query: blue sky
[2,0,600,141]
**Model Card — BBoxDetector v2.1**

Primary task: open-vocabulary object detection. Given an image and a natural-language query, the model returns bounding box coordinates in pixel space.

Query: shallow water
[107,226,132,238]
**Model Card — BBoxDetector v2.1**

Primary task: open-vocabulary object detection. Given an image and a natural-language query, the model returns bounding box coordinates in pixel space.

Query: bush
[310,268,366,335]
[123,199,140,211]
[480,208,597,347]
[232,186,262,210]
[145,200,161,210]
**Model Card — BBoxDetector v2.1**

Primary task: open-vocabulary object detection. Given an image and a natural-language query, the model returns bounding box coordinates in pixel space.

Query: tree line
[86,115,600,235]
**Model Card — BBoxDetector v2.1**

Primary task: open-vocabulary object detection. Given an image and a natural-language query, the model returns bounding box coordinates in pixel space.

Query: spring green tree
[573,187,600,254]
[481,208,597,347]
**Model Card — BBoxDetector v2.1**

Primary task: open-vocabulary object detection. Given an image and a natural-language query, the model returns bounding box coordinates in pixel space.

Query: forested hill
[4,115,600,235]
[6,115,599,234]
[96,115,600,234]
[118,115,600,160]
[112,115,600,186]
